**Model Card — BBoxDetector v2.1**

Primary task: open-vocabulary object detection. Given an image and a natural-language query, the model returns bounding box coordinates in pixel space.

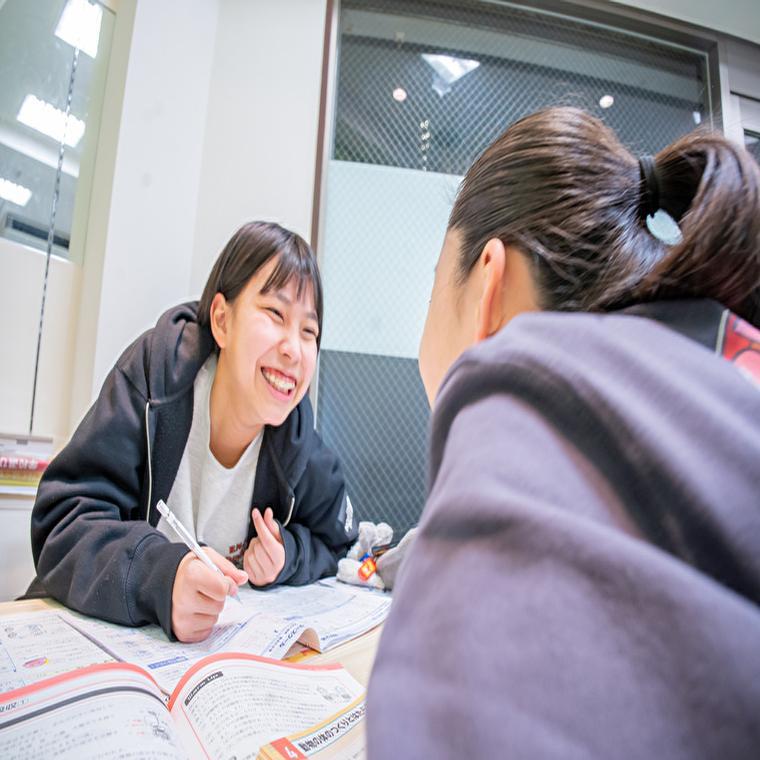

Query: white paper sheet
[230,581,391,651]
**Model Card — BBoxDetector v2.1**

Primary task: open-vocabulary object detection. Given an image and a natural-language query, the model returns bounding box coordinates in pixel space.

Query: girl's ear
[474,238,507,341]
[209,292,230,349]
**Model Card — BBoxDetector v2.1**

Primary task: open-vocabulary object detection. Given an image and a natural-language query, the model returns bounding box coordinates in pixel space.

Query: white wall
[87,0,221,402]
[188,0,328,297]
[610,0,760,44]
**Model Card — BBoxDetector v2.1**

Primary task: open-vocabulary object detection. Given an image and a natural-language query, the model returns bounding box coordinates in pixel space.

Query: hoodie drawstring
[145,401,153,524]
[283,494,295,527]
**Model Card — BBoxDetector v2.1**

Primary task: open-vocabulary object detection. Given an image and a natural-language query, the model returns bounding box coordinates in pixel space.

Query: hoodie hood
[143,301,216,404]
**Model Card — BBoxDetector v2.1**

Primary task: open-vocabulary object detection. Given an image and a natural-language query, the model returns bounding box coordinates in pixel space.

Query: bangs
[200,221,324,348]
[261,238,324,333]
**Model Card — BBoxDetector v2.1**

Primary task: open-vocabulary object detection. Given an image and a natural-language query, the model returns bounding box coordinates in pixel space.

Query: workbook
[0,652,365,759]
[64,579,390,693]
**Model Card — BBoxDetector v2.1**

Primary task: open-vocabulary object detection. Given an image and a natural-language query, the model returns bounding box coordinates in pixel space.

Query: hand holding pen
[157,500,248,643]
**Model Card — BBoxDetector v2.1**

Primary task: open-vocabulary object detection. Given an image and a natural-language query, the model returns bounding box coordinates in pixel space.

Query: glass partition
[317,0,713,536]
[0,0,114,437]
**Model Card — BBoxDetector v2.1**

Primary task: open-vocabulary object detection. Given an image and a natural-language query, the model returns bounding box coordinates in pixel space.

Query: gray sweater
[367,300,760,759]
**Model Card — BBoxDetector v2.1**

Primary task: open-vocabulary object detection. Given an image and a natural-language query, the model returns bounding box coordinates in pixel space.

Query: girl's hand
[244,507,285,586]
[171,547,247,642]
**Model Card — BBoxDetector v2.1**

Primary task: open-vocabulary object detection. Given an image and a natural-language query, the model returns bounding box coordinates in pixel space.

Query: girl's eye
[266,307,284,321]
[303,327,319,340]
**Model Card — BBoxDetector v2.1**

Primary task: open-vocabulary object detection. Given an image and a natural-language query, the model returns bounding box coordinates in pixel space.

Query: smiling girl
[30,222,357,642]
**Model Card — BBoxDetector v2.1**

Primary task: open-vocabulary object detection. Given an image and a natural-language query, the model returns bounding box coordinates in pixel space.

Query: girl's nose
[279,329,301,362]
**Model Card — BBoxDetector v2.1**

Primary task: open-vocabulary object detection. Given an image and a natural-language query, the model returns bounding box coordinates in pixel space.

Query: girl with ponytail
[368,108,760,759]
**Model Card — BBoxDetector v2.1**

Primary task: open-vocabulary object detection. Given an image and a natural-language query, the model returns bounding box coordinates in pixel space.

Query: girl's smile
[261,366,297,399]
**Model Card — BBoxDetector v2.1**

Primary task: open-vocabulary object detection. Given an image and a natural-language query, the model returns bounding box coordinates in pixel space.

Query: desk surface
[0,597,383,688]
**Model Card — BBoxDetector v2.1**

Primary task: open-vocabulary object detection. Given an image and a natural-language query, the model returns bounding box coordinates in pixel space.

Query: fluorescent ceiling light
[55,0,102,59]
[599,95,614,109]
[422,54,480,85]
[0,178,32,207]
[422,53,479,97]
[392,87,407,102]
[17,95,85,148]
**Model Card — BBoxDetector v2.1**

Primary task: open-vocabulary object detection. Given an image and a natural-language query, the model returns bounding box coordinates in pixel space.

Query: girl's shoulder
[452,299,731,387]
[433,299,759,459]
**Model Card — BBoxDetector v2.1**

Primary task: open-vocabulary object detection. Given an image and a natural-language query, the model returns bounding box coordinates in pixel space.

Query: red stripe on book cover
[167,652,343,710]
[0,661,159,704]
[0,456,49,471]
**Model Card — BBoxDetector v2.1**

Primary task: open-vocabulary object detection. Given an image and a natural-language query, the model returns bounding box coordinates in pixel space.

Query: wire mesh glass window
[316,0,711,537]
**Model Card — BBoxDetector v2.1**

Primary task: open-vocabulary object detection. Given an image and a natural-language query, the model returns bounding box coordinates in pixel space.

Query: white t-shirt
[157,354,262,567]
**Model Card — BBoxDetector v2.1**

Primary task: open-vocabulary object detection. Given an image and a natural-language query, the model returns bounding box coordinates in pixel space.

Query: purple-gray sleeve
[367,391,760,758]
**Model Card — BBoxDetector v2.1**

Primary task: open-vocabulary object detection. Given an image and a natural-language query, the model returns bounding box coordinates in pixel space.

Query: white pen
[156,499,242,604]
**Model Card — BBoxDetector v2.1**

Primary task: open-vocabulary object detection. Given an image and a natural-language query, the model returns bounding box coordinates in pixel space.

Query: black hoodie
[30,302,358,637]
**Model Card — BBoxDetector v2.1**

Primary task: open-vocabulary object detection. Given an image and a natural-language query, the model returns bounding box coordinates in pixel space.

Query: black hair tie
[638,155,660,218]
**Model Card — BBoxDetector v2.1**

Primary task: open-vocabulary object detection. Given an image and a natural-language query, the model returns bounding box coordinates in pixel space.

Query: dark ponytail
[448,107,760,325]
[638,133,760,324]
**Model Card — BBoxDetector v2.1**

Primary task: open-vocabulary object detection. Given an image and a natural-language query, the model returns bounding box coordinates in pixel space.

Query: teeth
[263,369,295,393]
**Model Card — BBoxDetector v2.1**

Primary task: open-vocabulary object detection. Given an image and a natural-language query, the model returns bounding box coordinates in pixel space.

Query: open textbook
[2,580,389,695]
[0,652,365,760]
[0,612,114,693]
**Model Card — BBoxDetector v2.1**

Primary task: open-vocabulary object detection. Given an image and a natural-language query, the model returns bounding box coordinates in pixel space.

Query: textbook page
[0,612,113,693]
[64,609,302,695]
[168,653,364,760]
[259,697,365,759]
[0,662,187,759]
[229,581,391,651]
